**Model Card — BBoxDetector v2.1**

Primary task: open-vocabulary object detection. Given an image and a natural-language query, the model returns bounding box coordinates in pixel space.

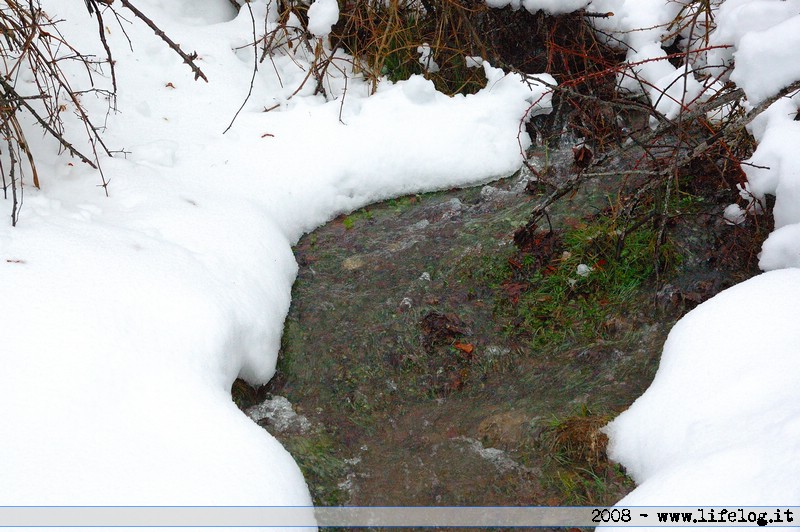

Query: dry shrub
[265,0,623,98]
[0,0,115,224]
[330,3,624,100]
[0,0,207,225]
[332,0,492,95]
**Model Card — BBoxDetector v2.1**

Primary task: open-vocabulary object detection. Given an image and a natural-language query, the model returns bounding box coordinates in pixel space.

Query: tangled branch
[0,0,208,225]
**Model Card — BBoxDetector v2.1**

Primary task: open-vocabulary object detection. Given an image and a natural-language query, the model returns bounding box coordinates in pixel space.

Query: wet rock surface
[237,146,762,506]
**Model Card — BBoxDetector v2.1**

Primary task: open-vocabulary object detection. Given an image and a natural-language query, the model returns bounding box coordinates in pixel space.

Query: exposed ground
[233,143,764,509]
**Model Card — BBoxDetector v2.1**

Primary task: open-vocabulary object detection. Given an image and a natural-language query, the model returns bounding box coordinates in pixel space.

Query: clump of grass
[538,406,633,505]
[545,408,610,468]
[474,212,675,350]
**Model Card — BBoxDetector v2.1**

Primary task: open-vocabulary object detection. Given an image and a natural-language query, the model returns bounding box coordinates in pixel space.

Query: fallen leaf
[420,312,467,348]
[453,342,474,354]
[572,145,593,168]
[507,256,523,270]
[502,281,528,304]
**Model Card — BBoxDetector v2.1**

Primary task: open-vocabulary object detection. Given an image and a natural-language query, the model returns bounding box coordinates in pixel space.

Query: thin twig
[116,0,208,82]
[0,77,98,169]
[223,1,257,134]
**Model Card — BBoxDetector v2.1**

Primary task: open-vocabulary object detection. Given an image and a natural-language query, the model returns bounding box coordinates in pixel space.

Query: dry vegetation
[0,0,205,224]
[2,0,780,243]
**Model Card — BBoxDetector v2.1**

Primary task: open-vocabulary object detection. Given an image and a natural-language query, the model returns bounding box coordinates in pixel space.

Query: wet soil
[235,145,763,508]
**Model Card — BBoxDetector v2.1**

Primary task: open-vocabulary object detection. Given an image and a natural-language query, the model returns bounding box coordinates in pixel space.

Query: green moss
[342,208,373,230]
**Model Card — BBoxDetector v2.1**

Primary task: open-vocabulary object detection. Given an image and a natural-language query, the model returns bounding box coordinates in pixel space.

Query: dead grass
[539,409,633,505]
[546,413,611,469]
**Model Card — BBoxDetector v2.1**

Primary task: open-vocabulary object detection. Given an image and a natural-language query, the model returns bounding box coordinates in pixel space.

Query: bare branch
[116,0,208,82]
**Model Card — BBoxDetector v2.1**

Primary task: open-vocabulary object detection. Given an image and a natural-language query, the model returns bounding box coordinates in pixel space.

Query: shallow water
[243,145,759,506]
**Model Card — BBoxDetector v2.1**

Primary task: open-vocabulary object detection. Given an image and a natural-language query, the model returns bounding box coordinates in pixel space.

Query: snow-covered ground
[1,0,799,524]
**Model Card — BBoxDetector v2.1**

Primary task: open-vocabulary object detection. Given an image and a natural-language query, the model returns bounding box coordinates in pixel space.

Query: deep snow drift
[604,269,800,504]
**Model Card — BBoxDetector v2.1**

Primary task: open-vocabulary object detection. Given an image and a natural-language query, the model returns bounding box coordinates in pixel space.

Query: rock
[246,396,311,434]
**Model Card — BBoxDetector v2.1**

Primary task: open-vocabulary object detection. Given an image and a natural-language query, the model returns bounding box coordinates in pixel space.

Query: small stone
[480,185,498,201]
[478,410,530,449]
[454,436,537,473]
[439,198,463,220]
[411,219,430,230]
[419,271,431,282]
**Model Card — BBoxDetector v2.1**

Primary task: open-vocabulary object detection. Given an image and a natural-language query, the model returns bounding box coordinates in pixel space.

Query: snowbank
[0,0,553,514]
[605,269,800,505]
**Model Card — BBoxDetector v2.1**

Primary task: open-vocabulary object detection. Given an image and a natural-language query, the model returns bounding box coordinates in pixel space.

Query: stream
[234,144,761,507]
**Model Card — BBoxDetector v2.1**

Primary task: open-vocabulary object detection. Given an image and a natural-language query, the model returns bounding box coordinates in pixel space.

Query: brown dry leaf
[572,145,593,168]
[420,312,467,348]
[502,281,528,304]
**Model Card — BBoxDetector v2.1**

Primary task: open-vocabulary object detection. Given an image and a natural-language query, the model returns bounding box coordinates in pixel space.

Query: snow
[484,0,590,15]
[417,43,440,73]
[604,269,800,505]
[4,0,800,522]
[307,0,339,38]
[0,0,552,518]
[722,203,746,225]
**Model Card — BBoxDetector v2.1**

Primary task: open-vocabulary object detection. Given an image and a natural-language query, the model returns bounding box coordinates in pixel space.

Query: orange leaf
[454,342,474,354]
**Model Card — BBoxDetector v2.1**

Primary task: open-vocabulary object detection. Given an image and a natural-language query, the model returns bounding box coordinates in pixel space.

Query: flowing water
[235,144,761,508]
